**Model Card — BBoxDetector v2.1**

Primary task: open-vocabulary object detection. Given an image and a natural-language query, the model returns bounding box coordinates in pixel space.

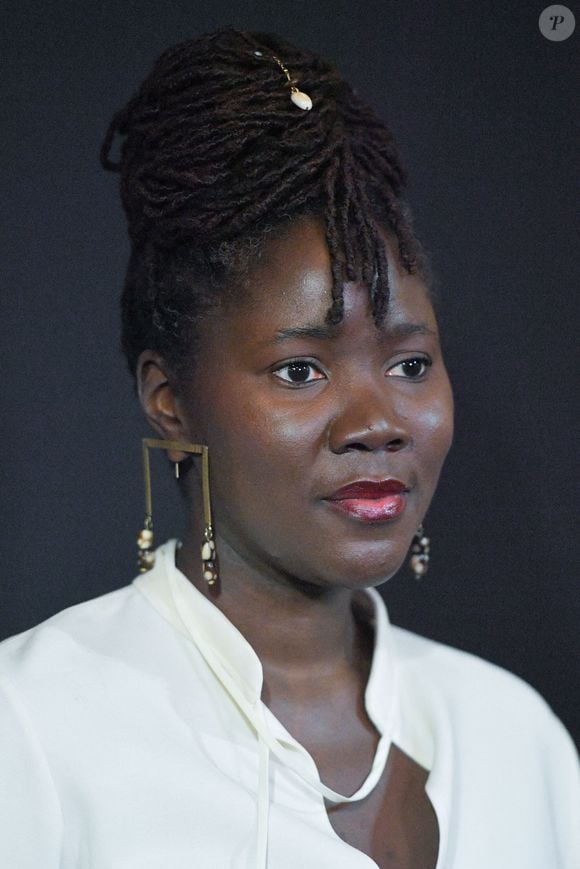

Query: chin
[336,565,403,591]
[305,542,408,591]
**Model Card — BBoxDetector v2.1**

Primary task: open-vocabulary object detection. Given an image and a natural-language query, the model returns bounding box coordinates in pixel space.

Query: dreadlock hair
[101,27,429,390]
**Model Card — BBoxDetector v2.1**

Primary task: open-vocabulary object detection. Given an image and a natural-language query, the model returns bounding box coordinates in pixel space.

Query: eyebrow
[273,321,437,342]
[274,325,338,341]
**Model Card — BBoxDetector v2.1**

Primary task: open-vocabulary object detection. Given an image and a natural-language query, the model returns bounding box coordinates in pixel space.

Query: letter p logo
[539,5,576,41]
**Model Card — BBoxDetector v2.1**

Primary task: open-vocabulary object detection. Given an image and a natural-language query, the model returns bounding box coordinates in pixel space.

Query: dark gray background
[2,1,578,743]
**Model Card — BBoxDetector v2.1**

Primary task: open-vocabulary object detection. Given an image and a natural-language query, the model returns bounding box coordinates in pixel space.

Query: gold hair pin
[254,50,313,111]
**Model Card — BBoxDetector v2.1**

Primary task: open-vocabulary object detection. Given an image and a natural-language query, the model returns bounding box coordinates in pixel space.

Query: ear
[136,351,194,464]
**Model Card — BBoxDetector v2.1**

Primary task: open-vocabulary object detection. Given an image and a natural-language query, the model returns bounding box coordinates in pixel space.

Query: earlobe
[136,351,190,462]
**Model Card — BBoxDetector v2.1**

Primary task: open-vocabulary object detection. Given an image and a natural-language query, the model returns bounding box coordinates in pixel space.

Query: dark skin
[138,218,453,868]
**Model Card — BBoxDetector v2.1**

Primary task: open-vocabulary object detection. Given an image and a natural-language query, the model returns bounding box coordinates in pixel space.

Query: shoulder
[393,623,536,699]
[0,582,155,692]
[0,579,187,777]
[393,623,555,719]
[392,623,577,760]
[391,625,580,862]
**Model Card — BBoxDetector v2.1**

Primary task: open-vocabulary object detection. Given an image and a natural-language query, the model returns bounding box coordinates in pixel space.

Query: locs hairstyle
[101,28,429,388]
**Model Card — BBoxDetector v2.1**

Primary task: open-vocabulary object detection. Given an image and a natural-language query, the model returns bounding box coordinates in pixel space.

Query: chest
[326,743,439,869]
[271,700,439,869]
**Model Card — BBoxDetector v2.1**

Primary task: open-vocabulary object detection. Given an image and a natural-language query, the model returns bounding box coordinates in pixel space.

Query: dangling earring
[410,524,430,579]
[137,438,218,586]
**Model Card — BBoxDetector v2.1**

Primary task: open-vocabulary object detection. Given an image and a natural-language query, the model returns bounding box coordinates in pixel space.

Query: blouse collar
[134,539,445,869]
[134,538,399,744]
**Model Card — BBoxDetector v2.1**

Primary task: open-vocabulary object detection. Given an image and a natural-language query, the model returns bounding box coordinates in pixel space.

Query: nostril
[345,442,372,452]
[328,414,411,455]
[343,437,406,453]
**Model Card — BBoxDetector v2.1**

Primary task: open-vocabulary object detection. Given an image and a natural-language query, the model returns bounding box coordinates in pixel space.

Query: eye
[273,360,326,386]
[387,356,432,379]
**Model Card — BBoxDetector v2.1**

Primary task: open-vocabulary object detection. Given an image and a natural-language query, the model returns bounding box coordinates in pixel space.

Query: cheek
[205,393,323,511]
[409,378,454,476]
[204,397,327,563]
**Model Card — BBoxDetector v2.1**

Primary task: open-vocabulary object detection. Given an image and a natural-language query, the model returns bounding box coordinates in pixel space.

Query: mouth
[324,479,409,523]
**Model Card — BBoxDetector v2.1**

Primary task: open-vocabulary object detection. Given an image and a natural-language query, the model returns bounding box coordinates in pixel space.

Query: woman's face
[178,218,454,590]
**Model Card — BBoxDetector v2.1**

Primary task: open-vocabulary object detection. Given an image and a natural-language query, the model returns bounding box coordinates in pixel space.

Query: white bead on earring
[410,524,430,579]
[201,525,218,585]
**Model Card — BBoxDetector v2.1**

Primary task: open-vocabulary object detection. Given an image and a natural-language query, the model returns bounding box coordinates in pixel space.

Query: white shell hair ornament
[254,50,313,110]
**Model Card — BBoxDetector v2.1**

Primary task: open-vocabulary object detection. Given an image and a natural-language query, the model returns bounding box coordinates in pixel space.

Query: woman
[0,28,577,869]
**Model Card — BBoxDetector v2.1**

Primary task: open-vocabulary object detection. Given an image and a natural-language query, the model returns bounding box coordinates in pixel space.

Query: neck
[175,525,373,683]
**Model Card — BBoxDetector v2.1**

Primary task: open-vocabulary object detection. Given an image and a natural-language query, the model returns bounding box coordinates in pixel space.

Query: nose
[327,381,411,454]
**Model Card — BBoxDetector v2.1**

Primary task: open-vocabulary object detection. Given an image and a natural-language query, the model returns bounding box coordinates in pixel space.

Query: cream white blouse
[0,539,578,868]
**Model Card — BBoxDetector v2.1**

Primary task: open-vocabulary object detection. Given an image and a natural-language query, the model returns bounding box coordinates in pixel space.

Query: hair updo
[101,27,428,389]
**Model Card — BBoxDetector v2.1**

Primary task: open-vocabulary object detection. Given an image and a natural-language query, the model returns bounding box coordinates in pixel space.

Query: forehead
[219,217,436,340]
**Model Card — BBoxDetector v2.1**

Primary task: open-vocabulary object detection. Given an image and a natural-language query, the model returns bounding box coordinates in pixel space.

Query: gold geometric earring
[137,438,218,585]
[410,524,430,579]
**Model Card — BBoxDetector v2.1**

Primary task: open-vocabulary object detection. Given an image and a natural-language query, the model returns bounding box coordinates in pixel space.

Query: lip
[328,479,408,500]
[324,479,409,523]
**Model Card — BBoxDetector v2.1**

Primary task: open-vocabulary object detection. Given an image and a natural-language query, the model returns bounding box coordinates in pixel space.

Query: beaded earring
[137,438,218,585]
[410,524,430,579]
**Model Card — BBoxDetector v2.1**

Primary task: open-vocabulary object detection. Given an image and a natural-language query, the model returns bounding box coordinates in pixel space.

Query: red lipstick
[326,479,408,522]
